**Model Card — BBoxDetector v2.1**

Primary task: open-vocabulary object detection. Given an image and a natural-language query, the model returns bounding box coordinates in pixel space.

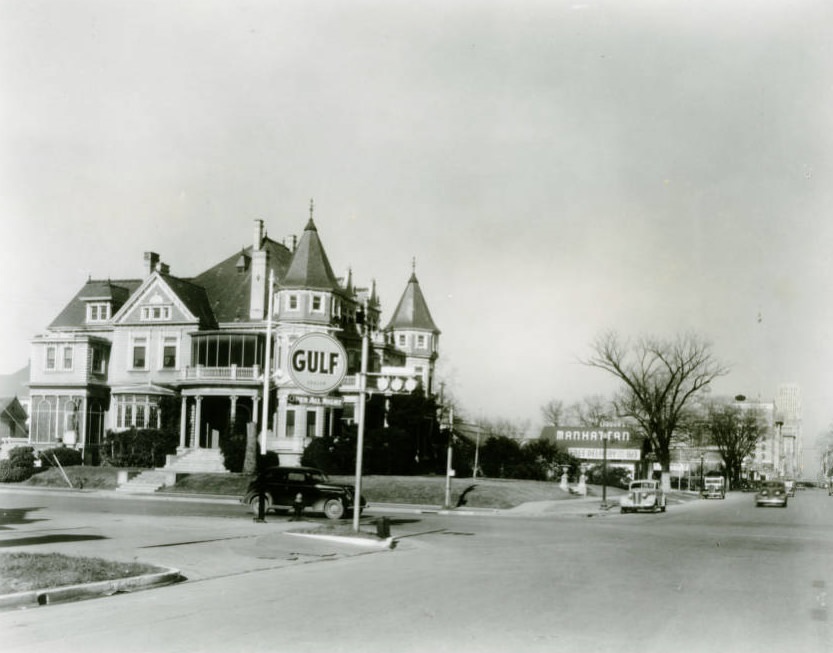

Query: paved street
[1,487,832,653]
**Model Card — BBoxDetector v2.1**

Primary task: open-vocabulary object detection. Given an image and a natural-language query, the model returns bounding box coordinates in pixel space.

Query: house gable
[111,274,211,327]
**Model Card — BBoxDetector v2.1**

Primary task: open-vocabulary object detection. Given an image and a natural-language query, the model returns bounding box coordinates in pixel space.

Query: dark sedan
[242,466,366,520]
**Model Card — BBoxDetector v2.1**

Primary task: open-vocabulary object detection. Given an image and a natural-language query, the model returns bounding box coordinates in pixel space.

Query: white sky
[1,0,832,446]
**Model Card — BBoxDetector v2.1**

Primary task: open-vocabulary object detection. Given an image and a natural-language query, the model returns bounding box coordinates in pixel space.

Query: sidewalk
[0,485,702,611]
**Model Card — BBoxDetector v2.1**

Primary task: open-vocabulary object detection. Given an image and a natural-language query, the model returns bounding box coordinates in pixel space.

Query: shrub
[8,446,36,470]
[0,459,34,482]
[258,451,280,470]
[585,464,632,489]
[39,447,83,468]
[100,429,178,468]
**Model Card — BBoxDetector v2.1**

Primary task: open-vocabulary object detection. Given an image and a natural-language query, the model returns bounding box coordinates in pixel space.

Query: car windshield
[631,482,656,490]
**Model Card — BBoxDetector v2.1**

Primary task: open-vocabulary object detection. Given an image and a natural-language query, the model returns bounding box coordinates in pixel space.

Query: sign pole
[260,270,274,456]
[444,408,454,509]
[353,313,369,532]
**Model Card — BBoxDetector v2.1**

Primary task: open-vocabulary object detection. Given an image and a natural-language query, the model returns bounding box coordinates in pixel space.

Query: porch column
[230,395,238,427]
[179,397,188,449]
[252,396,260,432]
[195,396,203,449]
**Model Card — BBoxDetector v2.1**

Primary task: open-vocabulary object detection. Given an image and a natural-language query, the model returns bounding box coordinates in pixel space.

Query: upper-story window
[45,346,56,370]
[311,295,323,312]
[141,306,171,321]
[131,336,148,370]
[398,334,407,347]
[87,303,110,322]
[288,294,299,311]
[417,334,427,348]
[91,346,106,374]
[62,346,73,370]
[162,335,178,369]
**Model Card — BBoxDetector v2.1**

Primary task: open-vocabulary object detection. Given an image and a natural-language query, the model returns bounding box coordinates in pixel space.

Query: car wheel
[660,504,666,513]
[323,498,345,520]
[249,494,271,516]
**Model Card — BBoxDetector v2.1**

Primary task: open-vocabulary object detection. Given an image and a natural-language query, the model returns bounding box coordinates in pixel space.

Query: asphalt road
[1,487,832,653]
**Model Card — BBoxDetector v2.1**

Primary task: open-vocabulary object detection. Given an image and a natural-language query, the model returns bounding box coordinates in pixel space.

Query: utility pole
[444,407,454,509]
[352,303,369,533]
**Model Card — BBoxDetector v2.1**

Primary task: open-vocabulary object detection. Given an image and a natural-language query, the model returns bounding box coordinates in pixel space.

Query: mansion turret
[27,210,440,469]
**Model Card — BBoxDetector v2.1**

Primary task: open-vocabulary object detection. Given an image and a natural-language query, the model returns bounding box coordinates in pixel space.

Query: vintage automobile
[242,466,366,520]
[701,474,726,500]
[620,479,667,513]
[755,480,788,508]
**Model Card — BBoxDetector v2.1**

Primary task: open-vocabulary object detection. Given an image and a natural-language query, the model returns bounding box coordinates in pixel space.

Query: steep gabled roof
[159,275,218,328]
[385,272,440,333]
[281,219,342,291]
[50,279,141,328]
[191,238,293,323]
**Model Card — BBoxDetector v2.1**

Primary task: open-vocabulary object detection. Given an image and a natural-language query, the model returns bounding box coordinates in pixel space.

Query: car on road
[242,466,366,520]
[701,474,726,500]
[620,479,667,513]
[755,480,788,508]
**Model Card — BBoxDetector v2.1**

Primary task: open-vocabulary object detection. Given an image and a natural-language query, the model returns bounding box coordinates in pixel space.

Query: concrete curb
[0,567,183,611]
[285,531,395,549]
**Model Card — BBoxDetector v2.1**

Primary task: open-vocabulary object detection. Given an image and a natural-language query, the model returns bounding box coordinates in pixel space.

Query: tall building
[775,383,802,478]
[26,211,439,470]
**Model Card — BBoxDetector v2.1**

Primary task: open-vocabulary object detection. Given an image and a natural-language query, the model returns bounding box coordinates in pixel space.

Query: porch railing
[182,365,261,380]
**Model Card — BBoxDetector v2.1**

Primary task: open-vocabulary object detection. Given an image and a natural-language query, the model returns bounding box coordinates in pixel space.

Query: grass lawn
[161,471,614,509]
[0,552,164,595]
[20,466,622,509]
[22,466,121,490]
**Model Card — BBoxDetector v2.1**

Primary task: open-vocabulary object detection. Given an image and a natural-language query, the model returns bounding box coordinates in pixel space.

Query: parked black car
[242,466,366,520]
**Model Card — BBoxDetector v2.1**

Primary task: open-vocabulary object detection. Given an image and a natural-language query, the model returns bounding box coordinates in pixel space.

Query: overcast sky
[1,1,832,449]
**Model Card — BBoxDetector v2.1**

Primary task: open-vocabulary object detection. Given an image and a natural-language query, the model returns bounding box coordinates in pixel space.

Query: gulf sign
[288,333,348,395]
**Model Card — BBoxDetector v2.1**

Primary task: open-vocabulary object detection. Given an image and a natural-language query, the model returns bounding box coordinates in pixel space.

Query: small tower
[384,261,440,393]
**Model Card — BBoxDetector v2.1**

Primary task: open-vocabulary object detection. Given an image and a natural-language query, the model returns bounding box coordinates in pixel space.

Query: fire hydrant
[291,492,304,521]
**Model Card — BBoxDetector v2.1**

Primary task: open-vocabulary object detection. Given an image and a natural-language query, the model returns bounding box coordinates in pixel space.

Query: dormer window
[87,303,110,322]
[141,306,171,321]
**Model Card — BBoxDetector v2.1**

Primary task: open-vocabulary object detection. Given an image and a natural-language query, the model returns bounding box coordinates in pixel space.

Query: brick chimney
[143,252,159,277]
[250,220,268,319]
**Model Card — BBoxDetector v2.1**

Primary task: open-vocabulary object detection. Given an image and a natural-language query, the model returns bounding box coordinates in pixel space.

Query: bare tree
[571,395,616,427]
[583,331,729,482]
[705,400,766,486]
[540,400,565,429]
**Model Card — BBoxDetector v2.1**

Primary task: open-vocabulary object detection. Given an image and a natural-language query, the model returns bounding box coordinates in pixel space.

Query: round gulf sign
[288,332,348,395]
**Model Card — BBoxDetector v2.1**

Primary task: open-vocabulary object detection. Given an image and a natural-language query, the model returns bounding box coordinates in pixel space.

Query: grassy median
[0,552,164,595]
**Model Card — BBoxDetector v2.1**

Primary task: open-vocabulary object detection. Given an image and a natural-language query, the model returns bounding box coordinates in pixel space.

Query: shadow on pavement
[0,534,107,547]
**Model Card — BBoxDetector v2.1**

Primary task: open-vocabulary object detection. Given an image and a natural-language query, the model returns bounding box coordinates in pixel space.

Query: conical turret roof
[281,218,342,291]
[386,272,440,332]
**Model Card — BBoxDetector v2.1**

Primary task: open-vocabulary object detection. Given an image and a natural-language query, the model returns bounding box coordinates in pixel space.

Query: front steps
[116,448,227,494]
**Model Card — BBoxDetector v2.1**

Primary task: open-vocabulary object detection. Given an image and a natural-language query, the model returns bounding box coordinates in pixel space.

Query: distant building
[27,210,440,471]
[775,383,802,479]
